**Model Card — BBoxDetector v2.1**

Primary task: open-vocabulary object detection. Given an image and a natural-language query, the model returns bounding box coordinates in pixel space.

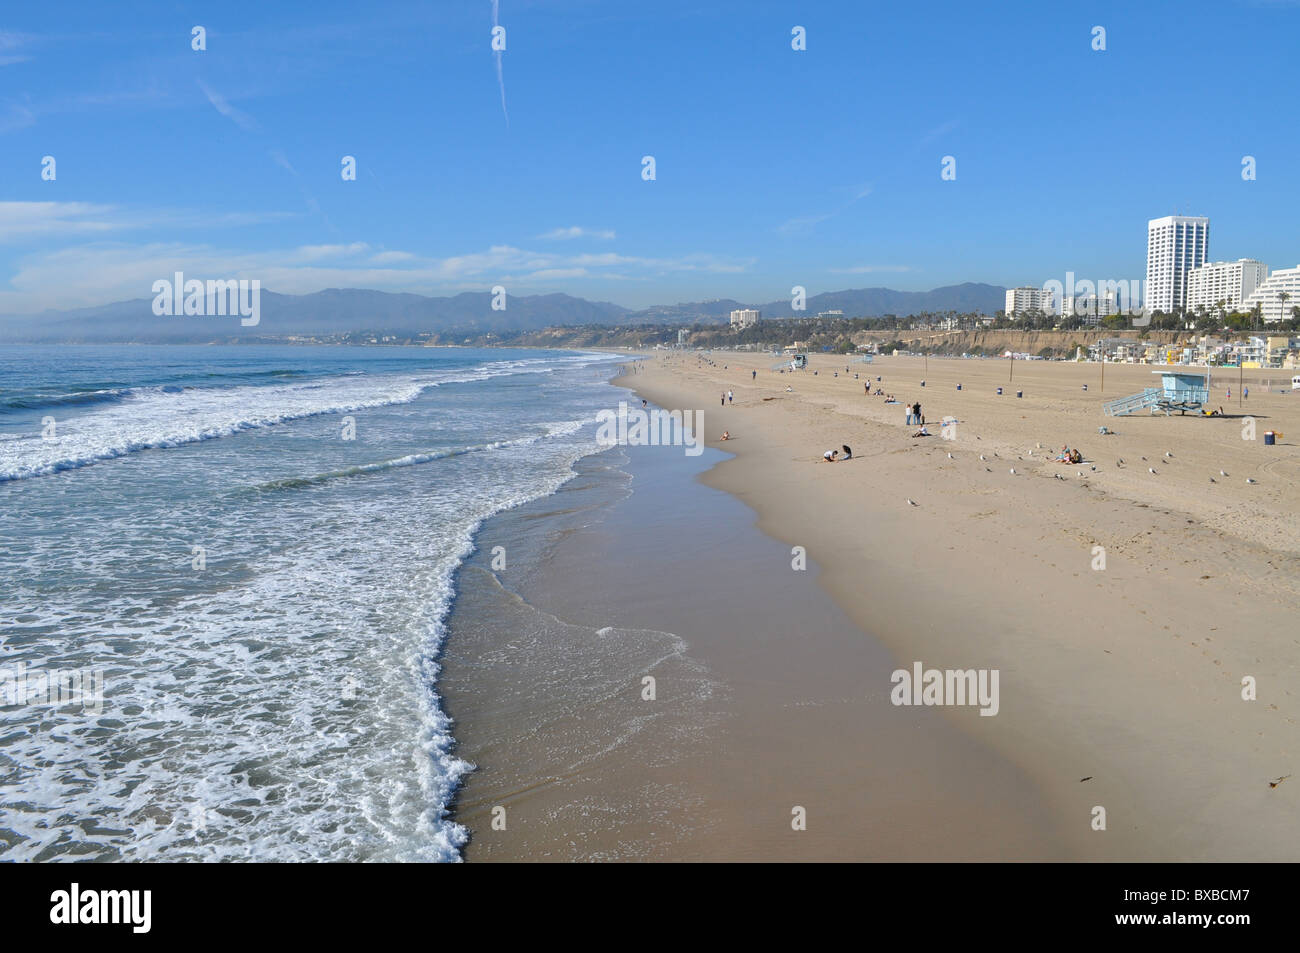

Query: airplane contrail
[492,1,508,126]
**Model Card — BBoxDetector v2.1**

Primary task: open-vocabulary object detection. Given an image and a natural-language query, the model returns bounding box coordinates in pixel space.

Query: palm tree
[1278,291,1291,328]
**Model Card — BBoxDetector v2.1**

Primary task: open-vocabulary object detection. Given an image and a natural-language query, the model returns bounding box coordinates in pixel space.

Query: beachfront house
[1265,335,1295,367]
[1231,336,1268,367]
[1087,337,1142,362]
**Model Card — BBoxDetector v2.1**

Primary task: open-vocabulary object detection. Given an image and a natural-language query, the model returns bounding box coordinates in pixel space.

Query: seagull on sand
[1220,470,1228,477]
[1009,468,1017,475]
[907,498,918,506]
[1246,478,1258,485]
[947,452,954,459]
[979,454,986,461]
[1148,467,1157,474]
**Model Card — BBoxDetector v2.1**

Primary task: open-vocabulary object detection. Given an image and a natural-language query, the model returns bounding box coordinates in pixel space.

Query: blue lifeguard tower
[1103,370,1210,417]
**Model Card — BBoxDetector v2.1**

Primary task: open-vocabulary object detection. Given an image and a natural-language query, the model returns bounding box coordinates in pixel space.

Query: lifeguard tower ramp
[1103,371,1209,417]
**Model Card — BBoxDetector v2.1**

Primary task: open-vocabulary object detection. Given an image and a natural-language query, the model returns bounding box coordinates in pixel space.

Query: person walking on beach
[727,390,734,404]
[914,401,922,425]
[752,370,757,380]
[721,393,725,407]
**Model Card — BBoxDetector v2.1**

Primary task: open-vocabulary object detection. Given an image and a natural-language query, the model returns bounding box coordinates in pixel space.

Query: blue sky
[1,0,1297,313]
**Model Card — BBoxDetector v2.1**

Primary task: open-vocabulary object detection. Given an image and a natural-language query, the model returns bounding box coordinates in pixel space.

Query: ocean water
[0,344,623,861]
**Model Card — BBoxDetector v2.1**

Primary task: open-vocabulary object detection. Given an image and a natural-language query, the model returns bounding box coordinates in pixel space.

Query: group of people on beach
[1054,444,1084,464]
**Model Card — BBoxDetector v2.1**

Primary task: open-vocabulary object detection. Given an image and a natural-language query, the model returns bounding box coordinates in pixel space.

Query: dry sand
[618,351,1300,860]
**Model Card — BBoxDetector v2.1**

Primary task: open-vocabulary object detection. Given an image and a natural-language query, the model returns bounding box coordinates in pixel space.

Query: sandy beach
[614,351,1300,861]
[443,430,1067,861]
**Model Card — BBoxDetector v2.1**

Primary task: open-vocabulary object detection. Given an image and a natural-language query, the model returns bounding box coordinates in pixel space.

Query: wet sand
[615,350,1300,861]
[442,406,1069,861]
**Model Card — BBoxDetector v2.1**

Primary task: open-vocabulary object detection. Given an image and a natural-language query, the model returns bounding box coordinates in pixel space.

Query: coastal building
[1087,337,1142,362]
[1242,265,1300,323]
[729,308,761,329]
[1186,259,1268,313]
[1063,291,1118,323]
[1145,215,1210,314]
[1265,335,1294,367]
[1004,286,1056,316]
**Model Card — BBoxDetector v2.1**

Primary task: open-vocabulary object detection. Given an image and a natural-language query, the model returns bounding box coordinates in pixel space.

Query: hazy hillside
[0,283,1010,343]
[0,289,634,342]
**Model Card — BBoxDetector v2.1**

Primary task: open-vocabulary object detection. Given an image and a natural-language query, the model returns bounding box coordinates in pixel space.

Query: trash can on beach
[1016,390,1023,398]
[957,384,962,391]
[996,387,1003,395]
[1264,431,1276,445]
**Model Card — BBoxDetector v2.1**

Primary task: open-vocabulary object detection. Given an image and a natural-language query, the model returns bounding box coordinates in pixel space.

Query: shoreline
[616,350,1300,860]
[441,371,1069,861]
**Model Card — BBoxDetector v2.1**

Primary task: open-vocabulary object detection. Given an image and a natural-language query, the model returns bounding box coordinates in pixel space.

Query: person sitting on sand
[1069,448,1082,465]
[822,449,838,462]
[720,431,730,441]
[912,427,931,438]
[842,444,852,460]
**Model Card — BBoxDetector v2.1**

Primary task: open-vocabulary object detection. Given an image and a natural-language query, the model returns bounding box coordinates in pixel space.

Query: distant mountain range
[0,283,1007,343]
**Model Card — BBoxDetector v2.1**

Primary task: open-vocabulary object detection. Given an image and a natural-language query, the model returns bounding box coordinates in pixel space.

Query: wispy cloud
[195,81,329,231]
[0,31,32,67]
[269,149,296,174]
[0,240,752,313]
[196,79,259,132]
[294,243,370,262]
[0,102,36,133]
[778,185,872,235]
[538,226,616,241]
[918,119,960,145]
[0,202,120,240]
[0,201,295,244]
[370,250,416,264]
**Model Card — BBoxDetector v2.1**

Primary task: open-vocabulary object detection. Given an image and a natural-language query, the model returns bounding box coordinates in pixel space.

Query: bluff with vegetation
[454,319,1206,358]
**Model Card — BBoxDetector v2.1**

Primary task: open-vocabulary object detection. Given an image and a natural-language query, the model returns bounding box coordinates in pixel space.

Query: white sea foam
[0,351,619,862]
[0,355,598,482]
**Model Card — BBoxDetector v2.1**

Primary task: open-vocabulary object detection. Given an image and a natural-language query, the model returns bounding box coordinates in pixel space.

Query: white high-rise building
[729,308,760,328]
[1063,291,1118,324]
[1186,259,1268,313]
[1242,266,1300,324]
[1004,286,1056,316]
[1145,215,1210,314]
